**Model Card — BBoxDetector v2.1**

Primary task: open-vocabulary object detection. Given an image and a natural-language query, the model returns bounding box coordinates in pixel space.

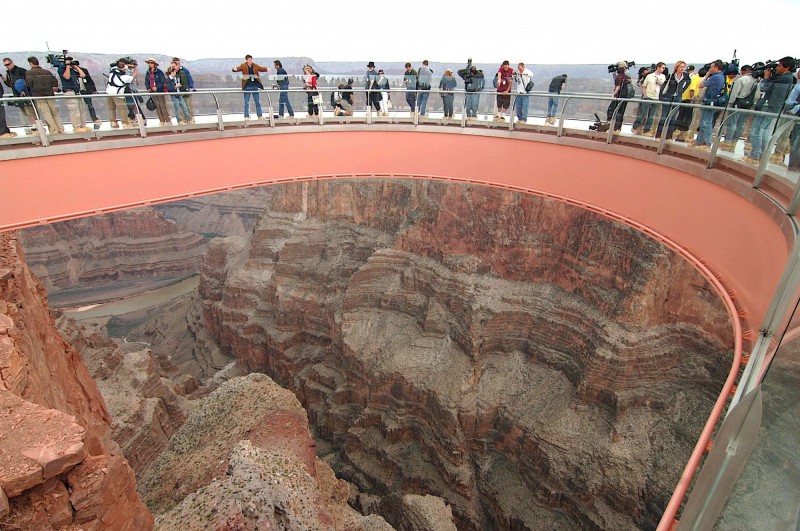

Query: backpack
[621,81,635,99]
[734,81,757,109]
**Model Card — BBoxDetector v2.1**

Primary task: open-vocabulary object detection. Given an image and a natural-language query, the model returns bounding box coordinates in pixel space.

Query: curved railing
[2,85,799,530]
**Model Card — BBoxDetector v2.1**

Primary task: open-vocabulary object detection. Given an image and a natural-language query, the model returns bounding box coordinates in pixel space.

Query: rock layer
[200,179,734,529]
[18,208,205,306]
[0,232,152,529]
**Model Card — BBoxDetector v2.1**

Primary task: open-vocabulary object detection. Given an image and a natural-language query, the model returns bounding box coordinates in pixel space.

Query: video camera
[589,113,610,132]
[466,58,473,69]
[750,60,779,79]
[46,50,71,67]
[608,60,635,73]
[698,58,739,77]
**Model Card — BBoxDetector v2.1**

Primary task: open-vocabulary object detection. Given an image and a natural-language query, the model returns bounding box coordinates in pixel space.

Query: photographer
[57,55,92,133]
[607,62,633,132]
[72,61,103,128]
[105,59,136,128]
[513,62,533,124]
[786,72,800,172]
[458,61,484,120]
[720,65,757,151]
[742,56,795,163]
[692,60,725,150]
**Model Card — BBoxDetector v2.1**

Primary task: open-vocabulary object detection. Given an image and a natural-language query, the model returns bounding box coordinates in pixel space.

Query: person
[458,64,484,119]
[170,60,193,124]
[546,73,567,125]
[607,62,633,132]
[742,57,796,164]
[332,79,353,116]
[786,76,800,172]
[232,55,270,122]
[494,60,514,121]
[57,55,92,133]
[144,58,172,125]
[72,61,103,128]
[417,60,433,117]
[273,60,294,120]
[377,69,390,116]
[439,69,457,119]
[3,58,37,132]
[513,62,533,124]
[673,65,701,142]
[105,59,136,128]
[25,56,64,134]
[720,65,757,151]
[166,62,193,125]
[656,61,690,139]
[403,62,418,116]
[693,60,726,150]
[171,58,195,114]
[632,62,665,136]
[303,65,319,117]
[366,61,381,113]
[0,79,15,138]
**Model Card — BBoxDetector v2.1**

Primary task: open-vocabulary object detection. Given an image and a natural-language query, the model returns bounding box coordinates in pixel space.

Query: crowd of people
[1,53,798,170]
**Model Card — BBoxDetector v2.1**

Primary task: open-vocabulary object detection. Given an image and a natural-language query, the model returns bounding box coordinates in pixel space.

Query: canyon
[5,178,735,529]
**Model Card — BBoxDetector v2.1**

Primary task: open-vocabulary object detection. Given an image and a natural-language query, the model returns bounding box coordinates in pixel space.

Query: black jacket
[25,66,58,97]
[78,67,99,94]
[458,68,485,92]
[4,65,28,95]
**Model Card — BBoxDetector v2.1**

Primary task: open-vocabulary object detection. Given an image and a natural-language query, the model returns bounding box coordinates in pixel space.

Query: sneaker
[769,154,787,166]
[632,128,642,135]
[0,132,17,139]
[110,122,120,129]
[94,120,103,126]
[257,116,266,121]
[643,130,656,137]
[718,141,733,151]
[74,126,93,133]
[517,120,526,124]
[692,144,711,151]
[740,156,760,165]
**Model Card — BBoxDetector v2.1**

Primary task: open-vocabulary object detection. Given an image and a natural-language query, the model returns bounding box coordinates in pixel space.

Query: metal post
[656,104,683,155]
[413,89,419,126]
[509,93,515,132]
[557,96,570,137]
[211,93,224,131]
[706,109,741,167]
[461,91,467,128]
[29,99,49,147]
[729,232,800,410]
[787,174,800,215]
[606,96,624,144]
[266,90,275,128]
[367,89,373,125]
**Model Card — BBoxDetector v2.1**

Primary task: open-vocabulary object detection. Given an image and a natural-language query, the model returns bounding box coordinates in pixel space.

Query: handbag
[311,93,322,106]
[146,97,157,111]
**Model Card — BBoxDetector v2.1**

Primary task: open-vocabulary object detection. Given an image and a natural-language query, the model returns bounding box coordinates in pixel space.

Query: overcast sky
[8,0,798,66]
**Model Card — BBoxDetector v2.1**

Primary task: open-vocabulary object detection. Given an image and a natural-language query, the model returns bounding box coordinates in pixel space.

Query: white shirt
[515,68,533,94]
[642,72,665,99]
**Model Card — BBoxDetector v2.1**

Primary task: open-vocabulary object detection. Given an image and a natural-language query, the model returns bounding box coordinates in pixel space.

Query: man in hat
[366,62,381,113]
[144,58,171,125]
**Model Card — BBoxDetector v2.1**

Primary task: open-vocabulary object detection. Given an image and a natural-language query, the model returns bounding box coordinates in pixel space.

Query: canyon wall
[0,232,153,529]
[18,208,205,306]
[199,179,734,530]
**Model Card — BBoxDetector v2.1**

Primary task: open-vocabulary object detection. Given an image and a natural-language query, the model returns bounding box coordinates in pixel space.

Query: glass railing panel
[716,296,800,530]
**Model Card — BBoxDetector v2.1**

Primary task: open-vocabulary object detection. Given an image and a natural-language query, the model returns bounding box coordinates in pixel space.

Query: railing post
[136,111,146,138]
[461,92,467,128]
[607,96,624,144]
[413,89,419,126]
[509,93,515,132]
[656,104,682,155]
[707,104,734,169]
[753,113,791,189]
[367,89,373,125]
[557,96,570,137]
[29,99,49,147]
[267,90,275,128]
[211,93,224,131]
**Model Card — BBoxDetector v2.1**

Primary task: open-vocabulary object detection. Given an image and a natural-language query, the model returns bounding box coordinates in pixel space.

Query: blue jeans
[171,95,191,122]
[633,98,657,132]
[466,92,479,117]
[748,115,775,160]
[515,94,529,121]
[723,110,748,144]
[442,94,454,117]
[243,87,262,118]
[418,89,430,115]
[696,108,718,145]
[547,94,558,118]
[406,91,416,112]
[278,90,294,117]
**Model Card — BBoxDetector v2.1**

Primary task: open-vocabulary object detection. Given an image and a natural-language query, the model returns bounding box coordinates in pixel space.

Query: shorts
[496,93,511,108]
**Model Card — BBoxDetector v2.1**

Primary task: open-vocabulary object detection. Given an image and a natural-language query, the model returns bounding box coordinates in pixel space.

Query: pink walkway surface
[0,131,790,333]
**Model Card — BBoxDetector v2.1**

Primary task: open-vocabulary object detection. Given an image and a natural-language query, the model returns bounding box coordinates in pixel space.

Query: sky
[7,0,799,66]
